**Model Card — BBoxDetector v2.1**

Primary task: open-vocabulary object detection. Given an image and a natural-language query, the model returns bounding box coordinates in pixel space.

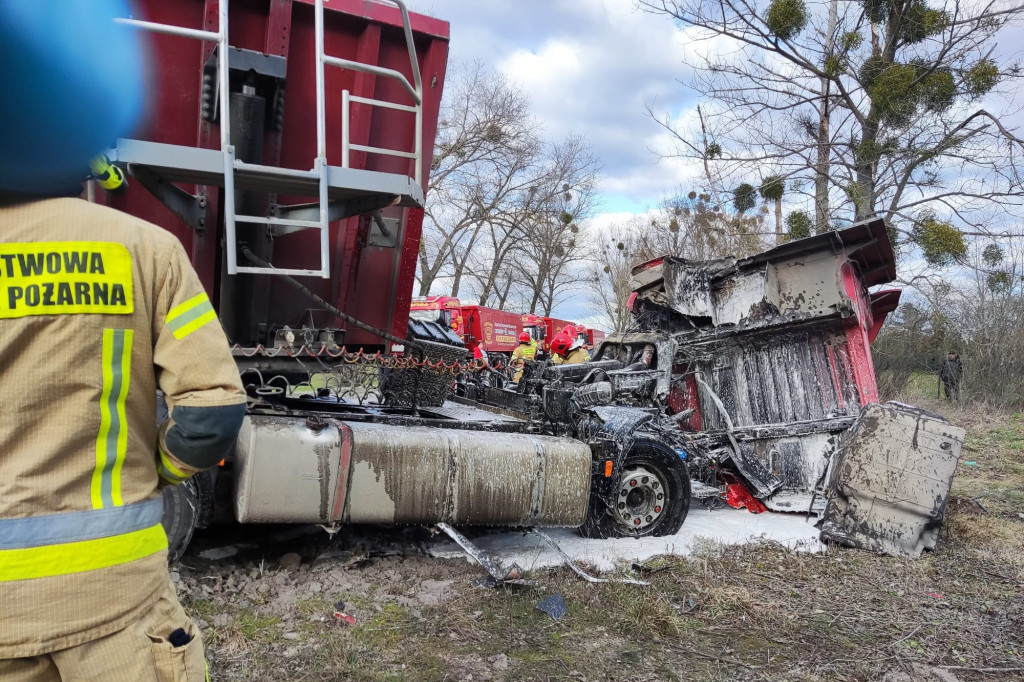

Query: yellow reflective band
[158,447,190,484]
[0,523,167,582]
[110,330,133,506]
[92,329,133,509]
[0,242,133,318]
[166,292,216,340]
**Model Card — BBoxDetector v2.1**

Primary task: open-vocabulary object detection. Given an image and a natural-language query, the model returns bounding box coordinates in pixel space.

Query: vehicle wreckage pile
[239,218,964,560]
[451,218,966,557]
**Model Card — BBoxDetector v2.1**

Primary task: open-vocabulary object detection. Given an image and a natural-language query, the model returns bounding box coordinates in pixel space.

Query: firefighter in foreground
[0,3,246,680]
[550,332,591,365]
[510,331,539,382]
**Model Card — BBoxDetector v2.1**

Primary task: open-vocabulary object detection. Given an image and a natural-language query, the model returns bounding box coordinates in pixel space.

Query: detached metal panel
[820,403,965,557]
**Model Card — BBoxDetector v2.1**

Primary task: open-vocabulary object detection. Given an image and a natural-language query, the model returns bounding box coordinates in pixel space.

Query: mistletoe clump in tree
[641,0,1024,265]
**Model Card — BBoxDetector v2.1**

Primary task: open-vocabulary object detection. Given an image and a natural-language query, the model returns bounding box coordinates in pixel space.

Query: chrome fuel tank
[234,416,591,526]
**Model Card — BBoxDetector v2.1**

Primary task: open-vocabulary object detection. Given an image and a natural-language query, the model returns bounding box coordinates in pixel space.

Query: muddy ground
[178,398,1024,682]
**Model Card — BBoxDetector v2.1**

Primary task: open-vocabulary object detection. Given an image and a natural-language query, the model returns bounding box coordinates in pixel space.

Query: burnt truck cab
[619,218,903,511]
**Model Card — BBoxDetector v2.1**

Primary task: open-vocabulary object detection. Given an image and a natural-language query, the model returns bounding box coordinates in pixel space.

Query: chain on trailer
[236,342,500,410]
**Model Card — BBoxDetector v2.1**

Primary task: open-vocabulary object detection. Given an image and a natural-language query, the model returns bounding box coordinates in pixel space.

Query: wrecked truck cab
[591,333,678,402]
[454,345,695,539]
[628,218,926,514]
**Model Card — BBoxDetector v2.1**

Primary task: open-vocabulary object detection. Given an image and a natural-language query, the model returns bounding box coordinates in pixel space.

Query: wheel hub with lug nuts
[616,464,666,531]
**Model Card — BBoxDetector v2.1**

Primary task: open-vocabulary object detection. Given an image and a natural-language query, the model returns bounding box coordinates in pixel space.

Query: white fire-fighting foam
[428,505,823,573]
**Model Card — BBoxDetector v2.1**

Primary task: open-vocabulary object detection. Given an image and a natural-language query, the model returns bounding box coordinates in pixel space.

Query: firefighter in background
[510,331,538,382]
[472,343,488,364]
[0,3,246,680]
[550,332,590,365]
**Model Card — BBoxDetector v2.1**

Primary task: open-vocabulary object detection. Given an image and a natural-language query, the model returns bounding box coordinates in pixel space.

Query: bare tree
[589,220,648,333]
[587,188,769,330]
[417,62,537,296]
[641,0,1024,261]
[514,137,601,314]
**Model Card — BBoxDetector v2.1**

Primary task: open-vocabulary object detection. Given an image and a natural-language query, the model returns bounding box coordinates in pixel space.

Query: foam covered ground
[428,505,823,572]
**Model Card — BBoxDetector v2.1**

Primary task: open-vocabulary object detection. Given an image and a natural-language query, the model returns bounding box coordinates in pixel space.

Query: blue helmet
[0,1,144,194]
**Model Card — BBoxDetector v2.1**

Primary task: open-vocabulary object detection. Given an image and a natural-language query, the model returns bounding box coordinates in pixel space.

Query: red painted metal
[720,471,767,514]
[867,289,902,343]
[410,296,523,355]
[521,313,577,353]
[460,306,522,355]
[840,259,882,405]
[108,0,449,349]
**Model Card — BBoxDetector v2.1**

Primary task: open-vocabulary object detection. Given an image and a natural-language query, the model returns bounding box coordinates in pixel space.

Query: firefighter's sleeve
[152,240,246,485]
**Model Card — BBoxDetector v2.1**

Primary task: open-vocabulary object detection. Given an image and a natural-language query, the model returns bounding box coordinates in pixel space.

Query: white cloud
[405,0,704,209]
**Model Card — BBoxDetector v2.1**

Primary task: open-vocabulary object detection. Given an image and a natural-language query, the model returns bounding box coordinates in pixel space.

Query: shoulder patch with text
[0,242,134,318]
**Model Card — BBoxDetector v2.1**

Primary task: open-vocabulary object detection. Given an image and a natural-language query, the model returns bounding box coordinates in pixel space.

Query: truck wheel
[579,439,690,539]
[161,477,199,563]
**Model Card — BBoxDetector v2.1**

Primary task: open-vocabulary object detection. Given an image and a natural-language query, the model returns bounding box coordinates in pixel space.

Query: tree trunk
[528,269,544,313]
[775,198,783,244]
[854,118,879,220]
[814,0,838,234]
[495,276,513,308]
[418,270,433,296]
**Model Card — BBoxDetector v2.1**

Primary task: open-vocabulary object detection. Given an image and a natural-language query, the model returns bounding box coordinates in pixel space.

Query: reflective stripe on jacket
[0,197,245,657]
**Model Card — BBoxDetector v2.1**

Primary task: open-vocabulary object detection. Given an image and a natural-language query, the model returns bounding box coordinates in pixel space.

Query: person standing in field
[939,351,963,401]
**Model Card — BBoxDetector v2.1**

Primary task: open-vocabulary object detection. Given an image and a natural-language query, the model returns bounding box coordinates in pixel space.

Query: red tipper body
[102,0,450,349]
[629,219,901,512]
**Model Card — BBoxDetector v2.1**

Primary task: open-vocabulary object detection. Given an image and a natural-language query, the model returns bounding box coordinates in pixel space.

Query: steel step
[110,138,423,208]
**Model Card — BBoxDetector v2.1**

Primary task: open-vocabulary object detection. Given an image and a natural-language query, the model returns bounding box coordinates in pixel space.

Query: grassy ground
[185,386,1024,682]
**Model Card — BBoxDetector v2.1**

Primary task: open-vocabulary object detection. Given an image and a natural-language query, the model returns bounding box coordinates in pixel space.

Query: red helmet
[561,325,575,336]
[519,331,531,343]
[549,332,573,357]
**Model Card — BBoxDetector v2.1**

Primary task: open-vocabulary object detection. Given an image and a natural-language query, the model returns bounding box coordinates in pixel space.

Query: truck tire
[579,439,690,539]
[161,477,199,563]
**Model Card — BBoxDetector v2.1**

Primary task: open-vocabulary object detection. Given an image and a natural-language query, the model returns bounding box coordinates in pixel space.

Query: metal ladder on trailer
[111,0,424,278]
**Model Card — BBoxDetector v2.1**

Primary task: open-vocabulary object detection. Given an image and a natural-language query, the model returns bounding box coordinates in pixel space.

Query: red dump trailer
[102,1,650,561]
[106,0,449,350]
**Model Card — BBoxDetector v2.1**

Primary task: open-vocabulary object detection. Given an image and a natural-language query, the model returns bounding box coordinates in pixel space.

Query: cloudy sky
[402,0,704,320]
[405,0,699,229]
[401,0,1023,323]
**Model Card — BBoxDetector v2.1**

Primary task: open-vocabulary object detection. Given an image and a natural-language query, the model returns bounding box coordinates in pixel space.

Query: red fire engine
[520,314,606,353]
[411,296,522,362]
[521,313,576,352]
